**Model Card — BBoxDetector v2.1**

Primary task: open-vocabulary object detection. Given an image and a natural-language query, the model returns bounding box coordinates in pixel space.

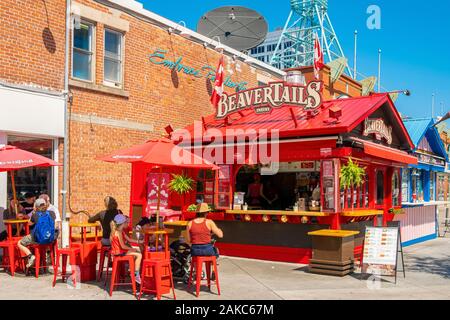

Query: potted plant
[168,173,194,208]
[340,158,365,209]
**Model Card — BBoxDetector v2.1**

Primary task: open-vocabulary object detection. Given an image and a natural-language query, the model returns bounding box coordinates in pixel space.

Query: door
[375,168,387,226]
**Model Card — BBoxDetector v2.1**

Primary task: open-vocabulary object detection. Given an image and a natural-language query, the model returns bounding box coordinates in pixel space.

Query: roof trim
[97,0,286,77]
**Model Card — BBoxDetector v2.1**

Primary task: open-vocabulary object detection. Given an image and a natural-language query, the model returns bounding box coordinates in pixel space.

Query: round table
[3,219,30,240]
[69,222,101,282]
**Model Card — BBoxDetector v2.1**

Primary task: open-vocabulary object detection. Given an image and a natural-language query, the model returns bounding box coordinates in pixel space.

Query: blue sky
[141,0,450,119]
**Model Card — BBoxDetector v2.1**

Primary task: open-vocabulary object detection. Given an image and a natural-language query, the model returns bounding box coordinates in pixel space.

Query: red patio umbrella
[0,145,61,215]
[97,138,218,228]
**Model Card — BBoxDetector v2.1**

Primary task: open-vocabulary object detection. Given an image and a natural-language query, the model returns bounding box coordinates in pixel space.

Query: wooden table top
[144,229,174,235]
[69,222,100,228]
[3,219,29,224]
[164,221,189,227]
[308,229,360,238]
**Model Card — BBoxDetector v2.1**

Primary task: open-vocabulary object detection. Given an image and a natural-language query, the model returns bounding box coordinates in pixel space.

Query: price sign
[362,227,399,276]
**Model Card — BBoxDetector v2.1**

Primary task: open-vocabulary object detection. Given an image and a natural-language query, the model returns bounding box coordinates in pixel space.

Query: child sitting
[110,214,142,284]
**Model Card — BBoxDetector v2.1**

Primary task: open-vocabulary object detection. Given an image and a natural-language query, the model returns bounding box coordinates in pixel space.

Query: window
[72,21,94,81]
[429,172,435,201]
[195,170,215,205]
[7,136,54,200]
[401,169,409,202]
[392,170,400,206]
[104,29,123,86]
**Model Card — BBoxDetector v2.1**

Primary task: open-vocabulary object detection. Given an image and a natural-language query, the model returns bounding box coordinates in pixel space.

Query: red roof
[180,93,414,149]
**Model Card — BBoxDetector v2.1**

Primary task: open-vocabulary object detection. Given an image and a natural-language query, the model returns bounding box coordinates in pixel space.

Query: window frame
[103,27,124,88]
[71,19,95,82]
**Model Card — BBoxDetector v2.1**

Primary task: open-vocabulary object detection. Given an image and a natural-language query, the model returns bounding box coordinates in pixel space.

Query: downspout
[61,0,71,247]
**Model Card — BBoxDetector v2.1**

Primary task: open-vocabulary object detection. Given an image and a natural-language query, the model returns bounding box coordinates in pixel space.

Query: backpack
[32,211,55,244]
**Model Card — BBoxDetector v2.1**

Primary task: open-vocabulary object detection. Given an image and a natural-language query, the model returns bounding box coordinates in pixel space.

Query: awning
[352,138,418,165]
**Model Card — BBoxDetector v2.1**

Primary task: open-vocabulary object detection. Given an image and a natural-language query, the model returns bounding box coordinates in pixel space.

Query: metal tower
[270,0,352,75]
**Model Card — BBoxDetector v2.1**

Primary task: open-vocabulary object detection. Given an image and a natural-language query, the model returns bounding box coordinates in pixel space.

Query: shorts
[101,238,111,246]
[20,234,37,247]
[191,243,219,258]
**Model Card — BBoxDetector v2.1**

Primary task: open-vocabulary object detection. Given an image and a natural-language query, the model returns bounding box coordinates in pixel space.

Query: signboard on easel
[361,226,405,283]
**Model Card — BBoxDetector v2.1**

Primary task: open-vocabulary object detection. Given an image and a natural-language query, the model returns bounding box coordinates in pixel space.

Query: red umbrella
[98,138,218,227]
[0,145,61,215]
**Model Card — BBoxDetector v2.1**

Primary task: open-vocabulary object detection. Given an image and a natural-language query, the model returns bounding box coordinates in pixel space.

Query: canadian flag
[210,56,225,108]
[314,33,324,79]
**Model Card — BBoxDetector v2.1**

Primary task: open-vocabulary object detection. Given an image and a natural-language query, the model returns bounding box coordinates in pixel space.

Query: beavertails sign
[216,81,323,119]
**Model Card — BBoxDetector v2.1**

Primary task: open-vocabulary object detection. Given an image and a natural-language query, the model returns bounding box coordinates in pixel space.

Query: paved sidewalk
[1,237,450,300]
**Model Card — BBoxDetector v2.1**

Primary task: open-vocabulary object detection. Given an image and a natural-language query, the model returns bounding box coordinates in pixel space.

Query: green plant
[187,204,197,212]
[340,158,366,189]
[389,208,405,215]
[168,174,194,195]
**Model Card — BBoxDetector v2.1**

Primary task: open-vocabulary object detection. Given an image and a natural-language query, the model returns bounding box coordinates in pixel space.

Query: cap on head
[35,198,46,208]
[114,214,128,225]
[196,203,210,214]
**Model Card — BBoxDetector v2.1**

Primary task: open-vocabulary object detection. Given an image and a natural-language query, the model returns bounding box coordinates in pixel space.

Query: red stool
[28,242,56,278]
[97,245,111,283]
[0,240,21,276]
[109,255,136,297]
[188,256,221,297]
[139,259,176,300]
[52,246,81,287]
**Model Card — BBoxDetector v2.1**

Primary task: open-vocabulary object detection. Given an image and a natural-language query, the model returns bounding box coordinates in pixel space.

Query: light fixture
[244,214,251,222]
[280,215,288,223]
[177,21,190,38]
[388,89,411,97]
[301,216,309,224]
[212,36,224,52]
[262,214,270,222]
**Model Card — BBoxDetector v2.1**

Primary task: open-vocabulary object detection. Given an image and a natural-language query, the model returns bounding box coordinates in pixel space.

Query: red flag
[314,33,324,79]
[210,56,225,108]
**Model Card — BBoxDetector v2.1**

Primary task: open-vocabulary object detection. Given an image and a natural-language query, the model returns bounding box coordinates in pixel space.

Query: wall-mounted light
[262,214,270,222]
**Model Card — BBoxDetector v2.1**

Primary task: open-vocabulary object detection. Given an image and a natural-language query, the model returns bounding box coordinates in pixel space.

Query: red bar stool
[1,219,30,276]
[188,255,221,297]
[139,258,176,300]
[28,241,56,278]
[108,254,136,297]
[97,245,111,283]
[52,246,81,287]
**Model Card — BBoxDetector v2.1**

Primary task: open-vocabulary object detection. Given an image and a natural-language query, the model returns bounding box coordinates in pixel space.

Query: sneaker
[26,255,36,268]
[135,273,141,285]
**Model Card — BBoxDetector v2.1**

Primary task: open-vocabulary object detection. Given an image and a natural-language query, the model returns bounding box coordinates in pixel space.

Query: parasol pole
[156,166,162,230]
[10,171,18,216]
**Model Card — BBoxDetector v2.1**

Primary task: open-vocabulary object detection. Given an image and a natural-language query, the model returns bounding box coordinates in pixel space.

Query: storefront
[128,68,417,263]
[399,118,449,245]
[0,85,64,231]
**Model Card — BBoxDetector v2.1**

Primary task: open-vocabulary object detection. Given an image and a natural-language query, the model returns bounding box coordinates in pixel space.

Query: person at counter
[186,203,223,257]
[247,173,263,207]
[0,199,27,241]
[261,179,280,209]
[21,192,36,216]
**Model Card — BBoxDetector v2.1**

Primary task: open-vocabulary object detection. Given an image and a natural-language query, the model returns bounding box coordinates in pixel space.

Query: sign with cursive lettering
[363,118,393,144]
[148,48,248,91]
[216,81,323,119]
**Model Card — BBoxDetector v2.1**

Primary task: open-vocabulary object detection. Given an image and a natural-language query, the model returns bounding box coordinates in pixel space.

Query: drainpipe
[61,0,71,247]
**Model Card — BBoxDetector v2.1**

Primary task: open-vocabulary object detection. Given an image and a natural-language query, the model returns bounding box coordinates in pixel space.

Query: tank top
[111,231,128,255]
[189,219,212,245]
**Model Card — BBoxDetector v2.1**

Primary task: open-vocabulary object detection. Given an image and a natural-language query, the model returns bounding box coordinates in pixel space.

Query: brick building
[0,0,66,229]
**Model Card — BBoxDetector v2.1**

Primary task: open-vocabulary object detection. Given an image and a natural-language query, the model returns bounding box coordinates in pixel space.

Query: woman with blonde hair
[110,214,142,284]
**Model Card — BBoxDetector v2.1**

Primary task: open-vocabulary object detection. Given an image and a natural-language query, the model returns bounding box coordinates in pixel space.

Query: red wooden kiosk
[128,77,417,264]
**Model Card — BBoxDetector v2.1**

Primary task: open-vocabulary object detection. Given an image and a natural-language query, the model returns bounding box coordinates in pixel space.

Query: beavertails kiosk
[131,66,418,264]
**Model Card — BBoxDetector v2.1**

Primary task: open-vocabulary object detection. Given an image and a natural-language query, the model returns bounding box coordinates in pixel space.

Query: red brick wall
[0,0,66,90]
[67,0,282,217]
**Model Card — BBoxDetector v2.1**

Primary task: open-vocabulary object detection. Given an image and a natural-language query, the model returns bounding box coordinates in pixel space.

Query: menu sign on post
[362,227,400,277]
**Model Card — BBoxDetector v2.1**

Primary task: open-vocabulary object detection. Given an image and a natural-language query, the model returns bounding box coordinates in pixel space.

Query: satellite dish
[361,76,377,96]
[197,6,268,52]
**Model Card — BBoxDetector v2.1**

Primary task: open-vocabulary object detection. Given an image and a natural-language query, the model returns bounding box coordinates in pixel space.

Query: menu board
[362,227,399,276]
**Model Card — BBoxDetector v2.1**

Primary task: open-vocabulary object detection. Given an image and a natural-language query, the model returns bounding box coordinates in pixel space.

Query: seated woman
[0,199,26,241]
[186,203,223,257]
[110,214,142,284]
[88,196,122,247]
